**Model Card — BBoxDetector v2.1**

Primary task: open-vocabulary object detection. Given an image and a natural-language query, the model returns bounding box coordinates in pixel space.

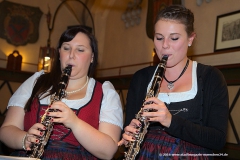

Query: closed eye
[63,46,70,51]
[172,37,179,41]
[77,48,84,52]
[156,37,164,41]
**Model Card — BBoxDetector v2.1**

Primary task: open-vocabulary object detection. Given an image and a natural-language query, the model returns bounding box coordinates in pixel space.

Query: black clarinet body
[28,65,72,158]
[124,55,168,160]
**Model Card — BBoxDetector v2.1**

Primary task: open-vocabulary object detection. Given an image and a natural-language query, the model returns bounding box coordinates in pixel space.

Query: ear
[91,54,94,63]
[58,50,61,60]
[188,32,196,46]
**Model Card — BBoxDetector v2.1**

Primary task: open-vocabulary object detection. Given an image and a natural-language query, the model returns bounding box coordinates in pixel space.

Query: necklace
[163,59,189,90]
[65,76,89,95]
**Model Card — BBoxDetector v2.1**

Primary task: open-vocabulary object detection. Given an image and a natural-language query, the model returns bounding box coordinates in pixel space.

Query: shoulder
[93,79,123,129]
[196,62,226,86]
[197,63,223,78]
[22,70,45,87]
[30,70,45,80]
[134,66,157,76]
[132,66,157,82]
[197,63,212,73]
[27,70,45,84]
[102,81,117,95]
[91,78,116,94]
[7,71,45,108]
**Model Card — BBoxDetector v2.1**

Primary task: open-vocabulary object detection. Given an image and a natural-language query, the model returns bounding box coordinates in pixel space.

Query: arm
[124,67,154,128]
[0,106,46,151]
[118,68,154,146]
[0,106,26,149]
[50,81,123,159]
[73,81,123,159]
[0,71,44,150]
[70,119,121,159]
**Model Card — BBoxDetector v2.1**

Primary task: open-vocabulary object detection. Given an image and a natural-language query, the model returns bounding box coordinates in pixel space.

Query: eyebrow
[155,33,181,36]
[170,33,180,36]
[62,43,87,48]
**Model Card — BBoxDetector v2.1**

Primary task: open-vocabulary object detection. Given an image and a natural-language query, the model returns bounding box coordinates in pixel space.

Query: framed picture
[214,10,240,52]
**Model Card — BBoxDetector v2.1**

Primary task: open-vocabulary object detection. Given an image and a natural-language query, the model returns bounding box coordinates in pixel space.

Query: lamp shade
[38,46,55,72]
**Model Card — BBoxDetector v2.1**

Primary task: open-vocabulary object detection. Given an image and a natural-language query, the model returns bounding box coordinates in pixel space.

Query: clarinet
[124,55,168,160]
[29,65,72,158]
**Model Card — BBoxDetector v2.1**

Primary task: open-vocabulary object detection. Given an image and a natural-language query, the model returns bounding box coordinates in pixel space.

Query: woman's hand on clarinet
[23,123,46,150]
[143,97,172,128]
[118,119,141,147]
[48,101,78,129]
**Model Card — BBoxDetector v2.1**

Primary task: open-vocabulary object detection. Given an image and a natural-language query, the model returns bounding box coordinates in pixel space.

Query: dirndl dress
[11,140,97,160]
[137,129,211,160]
[136,98,213,160]
[10,81,103,160]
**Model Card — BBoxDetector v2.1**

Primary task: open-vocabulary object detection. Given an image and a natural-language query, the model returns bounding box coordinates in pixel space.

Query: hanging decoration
[121,0,143,28]
[0,1,43,46]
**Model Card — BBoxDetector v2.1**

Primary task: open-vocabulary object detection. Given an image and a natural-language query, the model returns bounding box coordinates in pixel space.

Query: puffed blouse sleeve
[100,81,123,129]
[7,70,44,108]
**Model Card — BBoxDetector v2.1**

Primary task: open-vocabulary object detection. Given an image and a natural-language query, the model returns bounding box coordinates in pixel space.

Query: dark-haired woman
[0,27,123,160]
[119,5,229,160]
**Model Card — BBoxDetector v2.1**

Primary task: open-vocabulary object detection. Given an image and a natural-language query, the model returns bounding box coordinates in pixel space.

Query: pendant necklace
[163,59,189,90]
[65,76,89,96]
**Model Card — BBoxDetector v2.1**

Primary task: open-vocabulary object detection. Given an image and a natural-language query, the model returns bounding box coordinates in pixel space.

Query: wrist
[21,133,27,150]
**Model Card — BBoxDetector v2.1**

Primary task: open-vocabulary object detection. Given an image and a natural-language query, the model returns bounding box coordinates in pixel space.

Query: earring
[188,44,191,47]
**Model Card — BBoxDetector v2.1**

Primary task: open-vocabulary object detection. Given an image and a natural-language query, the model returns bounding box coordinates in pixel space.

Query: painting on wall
[214,10,240,52]
[0,1,42,46]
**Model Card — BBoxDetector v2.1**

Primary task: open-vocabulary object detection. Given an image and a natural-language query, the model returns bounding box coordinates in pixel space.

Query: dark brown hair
[155,5,194,36]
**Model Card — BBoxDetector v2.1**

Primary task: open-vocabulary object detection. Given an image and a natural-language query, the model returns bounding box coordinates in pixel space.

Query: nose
[69,49,75,59]
[162,39,169,49]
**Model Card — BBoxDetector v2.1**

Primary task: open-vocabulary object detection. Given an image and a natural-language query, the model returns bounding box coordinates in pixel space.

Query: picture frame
[214,10,240,52]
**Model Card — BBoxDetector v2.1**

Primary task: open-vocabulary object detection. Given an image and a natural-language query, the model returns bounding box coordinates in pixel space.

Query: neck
[165,58,190,78]
[66,76,89,92]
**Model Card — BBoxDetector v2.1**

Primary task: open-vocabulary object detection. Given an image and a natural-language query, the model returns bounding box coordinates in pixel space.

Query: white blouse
[8,70,123,129]
[148,61,198,104]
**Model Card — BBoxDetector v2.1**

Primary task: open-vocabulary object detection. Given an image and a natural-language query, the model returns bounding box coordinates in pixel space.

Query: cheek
[59,52,67,61]
[58,55,65,70]
[154,40,162,51]
[171,40,188,51]
[78,54,92,63]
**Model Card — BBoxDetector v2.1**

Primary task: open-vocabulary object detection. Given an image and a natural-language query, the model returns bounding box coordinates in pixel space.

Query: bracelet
[22,133,27,150]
